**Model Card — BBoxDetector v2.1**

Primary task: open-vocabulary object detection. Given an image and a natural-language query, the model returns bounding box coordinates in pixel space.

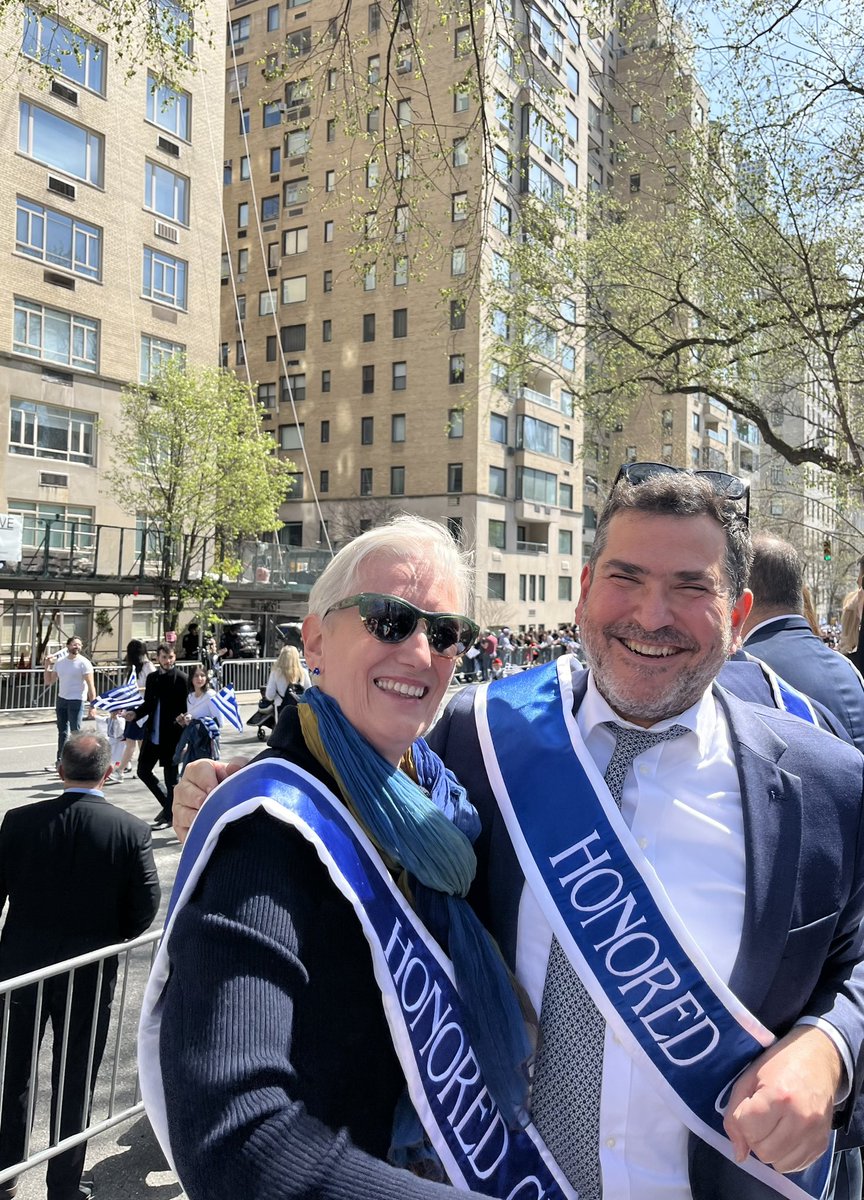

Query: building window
[9,398,95,465]
[326,118,336,142]
[281,324,306,351]
[11,500,95,551]
[320,420,330,443]
[394,256,409,286]
[262,101,281,129]
[13,298,98,372]
[283,177,309,206]
[324,169,336,193]
[362,313,376,342]
[240,108,250,134]
[143,247,187,309]
[367,54,380,84]
[362,365,375,394]
[259,290,277,317]
[364,263,377,291]
[324,220,334,243]
[360,467,373,495]
[140,333,184,382]
[257,383,276,409]
[488,572,506,601]
[322,319,332,342]
[455,25,471,56]
[447,516,463,542]
[453,137,468,168]
[367,107,380,133]
[286,472,304,500]
[392,308,407,338]
[492,200,511,234]
[392,361,407,390]
[368,2,381,32]
[454,87,470,113]
[228,14,250,42]
[452,191,468,221]
[451,247,467,276]
[449,354,465,384]
[558,575,572,601]
[490,412,508,443]
[285,128,310,157]
[286,26,311,55]
[559,482,573,509]
[361,415,374,444]
[516,465,557,505]
[15,198,101,281]
[146,73,191,140]
[447,462,463,493]
[283,226,308,256]
[266,3,280,29]
[281,275,307,304]
[145,160,189,224]
[397,99,411,126]
[279,423,305,450]
[489,460,508,494]
[237,202,249,230]
[629,173,641,193]
[281,373,306,402]
[319,469,329,493]
[323,269,333,293]
[22,8,106,94]
[390,466,405,495]
[19,101,103,186]
[265,335,277,362]
[261,194,279,221]
[558,529,572,554]
[391,413,406,443]
[488,518,505,549]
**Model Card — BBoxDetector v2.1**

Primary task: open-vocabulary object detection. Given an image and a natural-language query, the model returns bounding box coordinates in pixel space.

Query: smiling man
[429,467,864,1200]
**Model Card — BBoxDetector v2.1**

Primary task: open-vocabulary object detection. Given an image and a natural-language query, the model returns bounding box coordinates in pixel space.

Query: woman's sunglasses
[324,593,479,659]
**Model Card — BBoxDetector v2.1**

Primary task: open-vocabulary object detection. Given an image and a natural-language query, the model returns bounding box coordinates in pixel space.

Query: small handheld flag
[92,670,140,714]
[212,684,244,731]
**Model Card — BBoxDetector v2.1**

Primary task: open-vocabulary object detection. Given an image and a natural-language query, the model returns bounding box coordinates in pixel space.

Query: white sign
[0,515,23,562]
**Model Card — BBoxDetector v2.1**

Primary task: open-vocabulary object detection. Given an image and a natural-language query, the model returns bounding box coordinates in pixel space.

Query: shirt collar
[65,787,105,798]
[580,669,716,756]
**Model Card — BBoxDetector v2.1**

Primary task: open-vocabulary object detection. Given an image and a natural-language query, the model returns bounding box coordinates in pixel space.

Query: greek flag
[201,716,220,739]
[92,670,140,714]
[212,684,244,730]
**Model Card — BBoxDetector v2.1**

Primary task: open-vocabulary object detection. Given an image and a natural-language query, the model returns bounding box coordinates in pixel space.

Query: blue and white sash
[138,757,575,1200]
[475,657,833,1200]
[739,652,820,725]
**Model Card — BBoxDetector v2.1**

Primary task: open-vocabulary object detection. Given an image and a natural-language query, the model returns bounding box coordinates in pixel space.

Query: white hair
[307,516,474,617]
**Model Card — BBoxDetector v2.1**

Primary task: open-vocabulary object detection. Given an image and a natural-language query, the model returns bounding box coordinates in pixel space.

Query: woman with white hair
[140,517,554,1200]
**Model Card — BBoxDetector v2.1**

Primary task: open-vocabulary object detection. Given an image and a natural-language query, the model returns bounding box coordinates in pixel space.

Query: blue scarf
[296,687,532,1141]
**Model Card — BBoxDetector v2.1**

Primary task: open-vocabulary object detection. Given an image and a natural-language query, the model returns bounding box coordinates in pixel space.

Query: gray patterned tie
[530,721,689,1197]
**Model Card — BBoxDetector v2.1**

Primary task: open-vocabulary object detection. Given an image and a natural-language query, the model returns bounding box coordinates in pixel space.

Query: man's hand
[172,755,250,841]
[724,1025,842,1174]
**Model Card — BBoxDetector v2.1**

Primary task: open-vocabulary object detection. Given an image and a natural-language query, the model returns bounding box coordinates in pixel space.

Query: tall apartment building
[0,4,225,657]
[220,0,602,628]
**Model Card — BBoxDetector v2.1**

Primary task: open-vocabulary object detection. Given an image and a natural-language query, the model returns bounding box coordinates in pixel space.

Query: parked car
[218,620,260,658]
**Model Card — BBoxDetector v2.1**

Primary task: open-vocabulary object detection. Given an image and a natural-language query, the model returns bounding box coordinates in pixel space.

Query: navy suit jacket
[427,667,864,1199]
[745,616,864,752]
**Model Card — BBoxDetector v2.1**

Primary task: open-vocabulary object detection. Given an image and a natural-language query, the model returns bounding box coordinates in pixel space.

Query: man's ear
[574,562,592,625]
[729,589,754,652]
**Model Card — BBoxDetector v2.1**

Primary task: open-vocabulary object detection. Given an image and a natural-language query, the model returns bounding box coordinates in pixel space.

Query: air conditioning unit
[157,136,181,157]
[39,471,69,488]
[154,219,179,243]
[47,175,76,200]
[50,79,78,104]
[44,270,75,291]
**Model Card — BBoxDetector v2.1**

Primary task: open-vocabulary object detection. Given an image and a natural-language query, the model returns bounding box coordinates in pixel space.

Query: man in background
[125,644,188,830]
[42,637,96,772]
[0,733,159,1200]
[743,533,864,751]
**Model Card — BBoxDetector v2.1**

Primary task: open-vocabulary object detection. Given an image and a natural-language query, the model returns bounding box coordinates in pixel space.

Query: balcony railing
[0,521,332,591]
[518,385,556,410]
[516,540,549,554]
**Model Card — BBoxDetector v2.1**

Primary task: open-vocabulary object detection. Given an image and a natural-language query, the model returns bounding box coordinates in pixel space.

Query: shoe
[123,765,133,773]
[110,770,123,783]
[149,818,170,830]
[43,764,59,773]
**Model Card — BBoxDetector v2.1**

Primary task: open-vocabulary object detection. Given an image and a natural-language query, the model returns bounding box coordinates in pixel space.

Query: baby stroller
[246,688,276,741]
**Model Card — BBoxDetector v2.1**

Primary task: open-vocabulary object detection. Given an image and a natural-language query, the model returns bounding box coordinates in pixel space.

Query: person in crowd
[42,636,96,771]
[170,474,864,1199]
[840,556,864,663]
[478,628,498,681]
[0,733,159,1200]
[263,644,310,720]
[201,634,228,687]
[113,640,155,783]
[123,644,188,831]
[173,664,224,772]
[180,622,201,663]
[139,517,546,1200]
[742,533,864,751]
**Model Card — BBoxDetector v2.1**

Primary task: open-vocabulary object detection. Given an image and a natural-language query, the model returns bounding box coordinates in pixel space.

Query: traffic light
[823,538,832,562]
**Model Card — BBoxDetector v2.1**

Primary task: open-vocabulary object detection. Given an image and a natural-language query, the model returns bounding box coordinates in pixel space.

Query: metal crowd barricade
[0,930,161,1188]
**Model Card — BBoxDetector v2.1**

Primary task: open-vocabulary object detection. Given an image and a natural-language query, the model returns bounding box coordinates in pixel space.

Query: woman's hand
[173,755,251,841]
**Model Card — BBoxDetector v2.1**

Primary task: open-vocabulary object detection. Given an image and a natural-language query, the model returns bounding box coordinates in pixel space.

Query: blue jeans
[55,697,84,763]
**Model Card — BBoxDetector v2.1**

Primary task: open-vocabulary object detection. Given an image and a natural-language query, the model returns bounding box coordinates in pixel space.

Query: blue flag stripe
[212,685,243,730]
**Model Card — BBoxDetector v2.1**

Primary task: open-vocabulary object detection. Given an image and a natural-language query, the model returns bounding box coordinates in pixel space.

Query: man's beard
[580,617,731,724]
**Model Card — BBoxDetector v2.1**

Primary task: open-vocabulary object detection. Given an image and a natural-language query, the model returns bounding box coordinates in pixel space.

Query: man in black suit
[0,733,159,1200]
[125,643,189,830]
[742,533,864,751]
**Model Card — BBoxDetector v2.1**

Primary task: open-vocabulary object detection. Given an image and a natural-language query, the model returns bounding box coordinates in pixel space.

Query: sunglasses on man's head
[324,593,479,659]
[614,461,750,518]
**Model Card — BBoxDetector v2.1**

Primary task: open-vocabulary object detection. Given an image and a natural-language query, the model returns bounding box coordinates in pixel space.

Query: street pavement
[0,703,268,1200]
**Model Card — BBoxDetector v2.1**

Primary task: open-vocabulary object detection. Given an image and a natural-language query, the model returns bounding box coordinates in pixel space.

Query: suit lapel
[713,685,803,1015]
